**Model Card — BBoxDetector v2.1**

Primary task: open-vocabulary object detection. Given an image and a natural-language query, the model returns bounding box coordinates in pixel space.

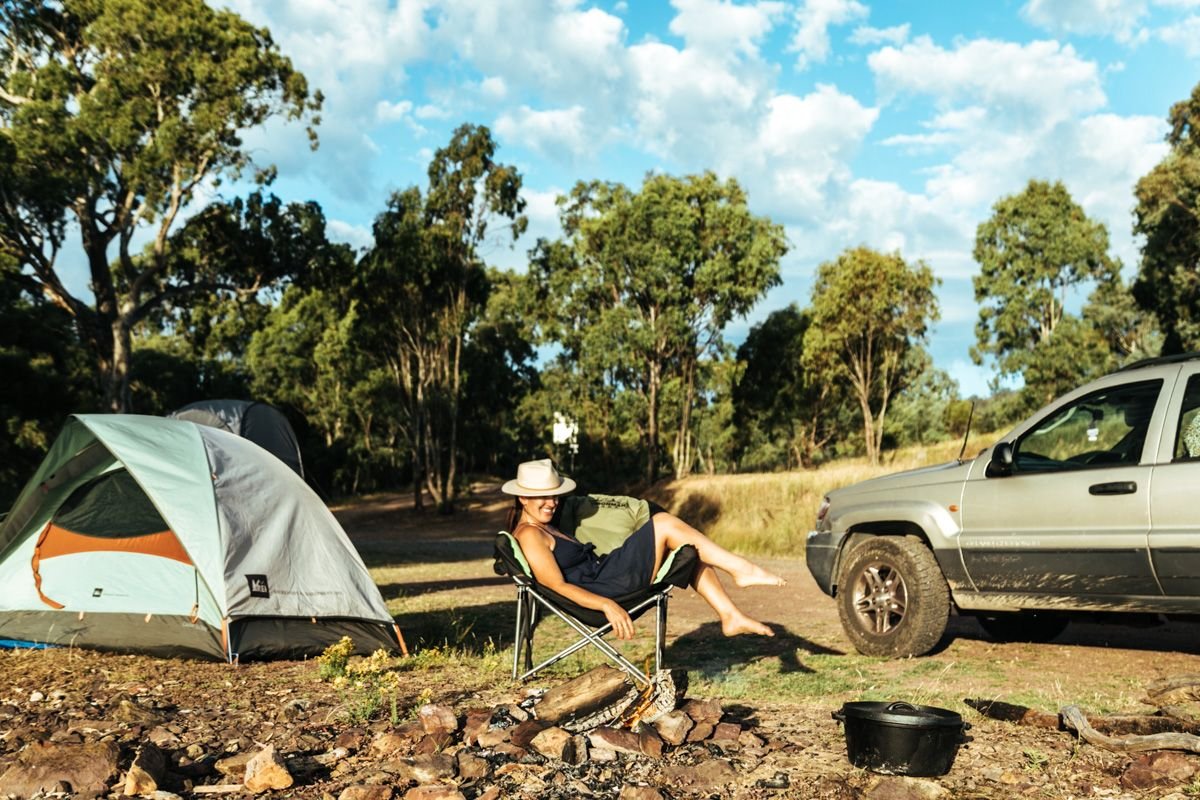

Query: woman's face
[519,495,558,524]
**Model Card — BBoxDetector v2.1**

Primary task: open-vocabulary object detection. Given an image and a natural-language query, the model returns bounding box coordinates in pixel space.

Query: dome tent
[0,415,403,661]
[169,399,305,479]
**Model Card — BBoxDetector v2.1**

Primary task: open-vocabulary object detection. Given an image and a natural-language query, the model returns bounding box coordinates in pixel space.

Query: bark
[534,665,633,725]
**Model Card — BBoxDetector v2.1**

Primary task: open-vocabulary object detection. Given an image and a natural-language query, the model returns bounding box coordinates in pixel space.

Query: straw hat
[501,458,576,497]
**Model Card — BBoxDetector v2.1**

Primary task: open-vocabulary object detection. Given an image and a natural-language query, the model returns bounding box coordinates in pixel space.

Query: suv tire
[976,612,1068,643]
[836,535,950,658]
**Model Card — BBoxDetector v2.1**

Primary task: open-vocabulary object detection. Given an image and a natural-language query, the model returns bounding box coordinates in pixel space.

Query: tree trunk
[646,359,661,484]
[672,357,696,479]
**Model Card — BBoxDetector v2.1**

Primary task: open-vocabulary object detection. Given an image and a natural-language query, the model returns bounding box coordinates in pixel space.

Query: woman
[503,459,784,640]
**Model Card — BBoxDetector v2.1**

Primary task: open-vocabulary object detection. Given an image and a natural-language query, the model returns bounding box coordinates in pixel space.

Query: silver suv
[806,353,1200,657]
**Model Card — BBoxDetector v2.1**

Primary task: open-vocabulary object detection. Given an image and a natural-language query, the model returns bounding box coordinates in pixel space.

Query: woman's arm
[513,524,636,640]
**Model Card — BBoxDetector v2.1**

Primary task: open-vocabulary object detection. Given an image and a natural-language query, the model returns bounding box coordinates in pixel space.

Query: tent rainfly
[169,399,306,479]
[0,415,404,661]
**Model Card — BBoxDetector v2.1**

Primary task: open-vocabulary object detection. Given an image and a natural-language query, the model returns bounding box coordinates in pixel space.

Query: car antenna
[957,401,976,462]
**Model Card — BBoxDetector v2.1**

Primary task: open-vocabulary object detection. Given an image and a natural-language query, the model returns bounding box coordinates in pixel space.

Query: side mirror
[986,442,1014,478]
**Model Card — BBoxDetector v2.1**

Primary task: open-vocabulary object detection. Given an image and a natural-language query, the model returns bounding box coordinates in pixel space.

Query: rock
[652,711,693,745]
[710,722,741,744]
[587,726,644,756]
[29,690,45,703]
[0,739,120,798]
[509,720,548,748]
[339,786,394,800]
[661,758,737,791]
[243,744,293,792]
[637,728,664,759]
[681,698,722,725]
[476,727,510,748]
[462,708,493,745]
[213,751,255,778]
[456,752,490,781]
[413,733,453,755]
[123,742,166,796]
[112,698,161,724]
[372,731,414,757]
[685,722,714,742]
[185,743,206,760]
[618,787,663,800]
[146,726,181,749]
[408,753,456,784]
[530,727,575,761]
[279,698,310,720]
[589,746,618,762]
[864,776,951,800]
[503,703,530,722]
[418,704,459,736]
[313,747,350,767]
[1122,751,1198,790]
[402,787,465,800]
[335,727,369,751]
[475,788,502,800]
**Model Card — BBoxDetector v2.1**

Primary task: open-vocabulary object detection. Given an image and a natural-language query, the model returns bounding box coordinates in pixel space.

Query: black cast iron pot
[832,701,970,777]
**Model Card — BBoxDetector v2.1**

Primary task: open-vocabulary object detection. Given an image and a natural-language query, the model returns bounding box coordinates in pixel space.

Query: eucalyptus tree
[530,172,786,482]
[358,124,526,512]
[1133,81,1200,353]
[802,247,939,465]
[972,180,1119,405]
[0,0,320,410]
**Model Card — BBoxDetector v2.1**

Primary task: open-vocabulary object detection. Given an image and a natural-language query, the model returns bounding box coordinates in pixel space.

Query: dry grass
[647,434,998,558]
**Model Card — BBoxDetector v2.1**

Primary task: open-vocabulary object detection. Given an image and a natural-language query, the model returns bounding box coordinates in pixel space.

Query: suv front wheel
[836,535,950,658]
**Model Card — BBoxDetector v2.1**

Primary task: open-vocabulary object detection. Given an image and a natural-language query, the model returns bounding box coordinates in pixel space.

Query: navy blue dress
[545,519,657,599]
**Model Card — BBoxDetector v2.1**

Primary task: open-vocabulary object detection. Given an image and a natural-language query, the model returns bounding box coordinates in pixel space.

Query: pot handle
[885,701,919,713]
[831,710,845,723]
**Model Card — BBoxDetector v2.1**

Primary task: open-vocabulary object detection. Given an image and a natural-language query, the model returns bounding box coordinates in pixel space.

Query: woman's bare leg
[691,564,775,637]
[651,513,786,588]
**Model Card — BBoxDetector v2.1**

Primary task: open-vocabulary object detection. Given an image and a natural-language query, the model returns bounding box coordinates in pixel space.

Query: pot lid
[840,701,963,728]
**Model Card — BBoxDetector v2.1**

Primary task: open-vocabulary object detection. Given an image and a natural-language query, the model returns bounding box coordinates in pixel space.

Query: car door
[1149,368,1200,597]
[958,378,1163,601]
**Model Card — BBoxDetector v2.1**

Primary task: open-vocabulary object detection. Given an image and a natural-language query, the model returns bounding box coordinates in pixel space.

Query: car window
[1174,375,1200,461]
[1015,380,1162,472]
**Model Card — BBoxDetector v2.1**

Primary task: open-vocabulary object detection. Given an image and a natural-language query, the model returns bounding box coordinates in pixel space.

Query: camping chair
[493,532,698,687]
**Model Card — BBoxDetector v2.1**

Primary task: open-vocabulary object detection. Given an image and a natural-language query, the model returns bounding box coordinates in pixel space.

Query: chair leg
[654,590,670,675]
[512,584,528,680]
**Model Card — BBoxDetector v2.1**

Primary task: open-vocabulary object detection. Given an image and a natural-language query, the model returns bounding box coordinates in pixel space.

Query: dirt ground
[5,483,1200,799]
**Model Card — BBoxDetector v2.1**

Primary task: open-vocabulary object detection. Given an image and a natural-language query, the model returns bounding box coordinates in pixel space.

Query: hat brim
[500,477,577,497]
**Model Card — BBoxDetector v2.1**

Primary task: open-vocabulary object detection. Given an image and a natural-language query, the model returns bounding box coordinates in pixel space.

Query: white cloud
[494,105,592,161]
[667,0,787,59]
[1158,14,1200,55]
[789,0,869,70]
[848,23,910,46]
[1021,0,1149,43]
[376,100,414,122]
[327,219,374,253]
[481,76,508,100]
[870,37,1106,125]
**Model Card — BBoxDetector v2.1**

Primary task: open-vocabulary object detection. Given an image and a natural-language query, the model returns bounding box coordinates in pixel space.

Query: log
[967,698,1200,736]
[1145,675,1200,706]
[191,785,245,794]
[534,665,634,725]
[1061,705,1200,754]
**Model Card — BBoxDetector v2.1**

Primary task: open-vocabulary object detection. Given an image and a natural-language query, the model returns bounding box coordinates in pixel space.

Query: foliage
[972,180,1121,406]
[802,247,940,465]
[316,639,403,724]
[0,0,320,410]
[1133,80,1200,354]
[733,304,847,469]
[528,171,786,482]
[357,124,526,512]
[0,269,95,507]
[886,356,961,448]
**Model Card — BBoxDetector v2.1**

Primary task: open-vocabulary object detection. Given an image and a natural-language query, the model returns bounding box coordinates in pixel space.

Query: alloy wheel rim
[850,561,907,634]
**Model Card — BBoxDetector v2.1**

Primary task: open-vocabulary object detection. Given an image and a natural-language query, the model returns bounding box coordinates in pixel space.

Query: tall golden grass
[647,435,996,558]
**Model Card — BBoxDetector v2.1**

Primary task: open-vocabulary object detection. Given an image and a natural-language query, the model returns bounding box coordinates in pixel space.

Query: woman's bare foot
[720,611,775,637]
[732,563,787,588]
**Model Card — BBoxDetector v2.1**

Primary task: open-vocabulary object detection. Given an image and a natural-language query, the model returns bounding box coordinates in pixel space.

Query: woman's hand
[603,600,635,640]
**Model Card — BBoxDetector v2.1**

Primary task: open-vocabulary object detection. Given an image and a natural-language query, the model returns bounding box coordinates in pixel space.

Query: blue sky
[204,0,1200,396]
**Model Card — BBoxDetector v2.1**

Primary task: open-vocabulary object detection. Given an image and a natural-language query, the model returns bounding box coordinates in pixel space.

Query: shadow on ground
[665,621,843,677]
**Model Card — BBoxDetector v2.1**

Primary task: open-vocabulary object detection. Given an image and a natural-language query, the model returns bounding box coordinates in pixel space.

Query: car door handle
[1089,481,1137,495]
